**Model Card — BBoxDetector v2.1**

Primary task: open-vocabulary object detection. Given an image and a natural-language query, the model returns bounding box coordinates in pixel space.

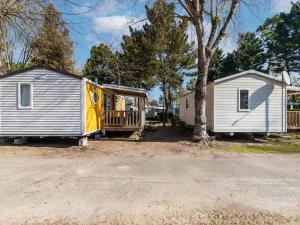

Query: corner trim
[81,78,86,135]
[212,83,215,132]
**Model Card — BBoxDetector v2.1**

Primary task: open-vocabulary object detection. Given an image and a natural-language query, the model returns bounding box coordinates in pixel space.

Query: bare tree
[174,0,241,143]
[0,0,113,74]
[0,0,44,73]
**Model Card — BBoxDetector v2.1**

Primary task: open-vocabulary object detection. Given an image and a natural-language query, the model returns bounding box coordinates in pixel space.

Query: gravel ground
[0,135,300,225]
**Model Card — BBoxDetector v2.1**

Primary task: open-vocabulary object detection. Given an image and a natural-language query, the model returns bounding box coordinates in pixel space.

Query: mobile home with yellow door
[0,65,147,145]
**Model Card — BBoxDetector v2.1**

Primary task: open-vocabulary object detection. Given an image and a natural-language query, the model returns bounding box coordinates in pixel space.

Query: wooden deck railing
[287,111,300,129]
[104,111,146,129]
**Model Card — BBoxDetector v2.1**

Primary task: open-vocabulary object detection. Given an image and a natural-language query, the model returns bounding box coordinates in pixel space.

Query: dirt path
[0,142,300,224]
[0,126,300,224]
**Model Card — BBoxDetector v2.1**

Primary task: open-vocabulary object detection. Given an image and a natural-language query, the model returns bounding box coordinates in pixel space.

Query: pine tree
[83,43,120,84]
[145,0,196,126]
[186,78,196,91]
[221,32,266,76]
[221,52,238,76]
[208,48,224,81]
[236,33,266,71]
[120,26,156,89]
[31,3,74,71]
[259,2,300,73]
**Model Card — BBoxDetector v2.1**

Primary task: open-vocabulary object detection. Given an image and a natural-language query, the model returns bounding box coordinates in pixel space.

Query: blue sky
[56,0,294,101]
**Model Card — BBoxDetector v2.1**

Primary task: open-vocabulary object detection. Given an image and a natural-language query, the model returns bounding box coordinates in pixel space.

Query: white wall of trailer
[179,83,214,130]
[214,73,286,133]
[0,68,83,136]
[179,71,287,133]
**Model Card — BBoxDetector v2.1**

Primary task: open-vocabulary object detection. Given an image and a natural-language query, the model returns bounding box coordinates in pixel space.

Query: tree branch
[211,0,240,51]
[174,12,192,21]
[206,0,219,48]
[177,0,194,19]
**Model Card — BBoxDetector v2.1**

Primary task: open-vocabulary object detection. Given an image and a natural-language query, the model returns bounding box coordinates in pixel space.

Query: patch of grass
[226,143,300,153]
[284,133,300,140]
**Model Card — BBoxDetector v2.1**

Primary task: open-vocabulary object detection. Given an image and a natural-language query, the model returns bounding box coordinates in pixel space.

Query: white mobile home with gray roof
[180,70,288,133]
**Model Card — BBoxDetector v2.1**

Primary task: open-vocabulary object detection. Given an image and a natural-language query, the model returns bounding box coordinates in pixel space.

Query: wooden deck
[287,111,300,130]
[103,111,146,131]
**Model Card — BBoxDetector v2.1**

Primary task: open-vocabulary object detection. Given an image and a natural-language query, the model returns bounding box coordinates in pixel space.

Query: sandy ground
[0,128,300,225]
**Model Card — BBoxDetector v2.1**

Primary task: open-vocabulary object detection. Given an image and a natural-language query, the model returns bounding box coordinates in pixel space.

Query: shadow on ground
[0,137,78,148]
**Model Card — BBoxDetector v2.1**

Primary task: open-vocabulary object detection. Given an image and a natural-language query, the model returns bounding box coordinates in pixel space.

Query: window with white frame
[18,83,33,109]
[238,89,249,111]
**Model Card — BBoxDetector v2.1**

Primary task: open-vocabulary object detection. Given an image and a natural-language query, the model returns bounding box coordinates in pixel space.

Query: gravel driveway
[0,140,299,225]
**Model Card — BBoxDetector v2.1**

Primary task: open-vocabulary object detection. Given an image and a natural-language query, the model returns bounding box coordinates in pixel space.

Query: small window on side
[185,98,189,109]
[18,83,33,109]
[239,89,249,111]
[92,92,98,104]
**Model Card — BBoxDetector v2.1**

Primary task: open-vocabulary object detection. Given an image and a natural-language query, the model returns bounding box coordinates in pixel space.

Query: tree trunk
[162,84,168,127]
[193,60,210,143]
[165,100,169,126]
[168,86,172,116]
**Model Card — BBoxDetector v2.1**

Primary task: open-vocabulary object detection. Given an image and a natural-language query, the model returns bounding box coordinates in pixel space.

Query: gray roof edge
[214,70,283,84]
[101,84,147,94]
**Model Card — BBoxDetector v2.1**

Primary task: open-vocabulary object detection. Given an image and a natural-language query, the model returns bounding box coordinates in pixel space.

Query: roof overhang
[0,64,82,80]
[0,66,148,98]
[214,70,285,84]
[101,84,147,98]
[287,86,300,96]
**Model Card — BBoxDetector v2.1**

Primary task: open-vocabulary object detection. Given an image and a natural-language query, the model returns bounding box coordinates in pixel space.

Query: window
[185,98,189,109]
[239,89,250,111]
[104,94,110,111]
[92,92,98,104]
[114,95,119,110]
[18,83,33,109]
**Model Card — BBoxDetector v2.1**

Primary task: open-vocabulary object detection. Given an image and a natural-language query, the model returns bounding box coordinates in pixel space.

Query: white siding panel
[179,92,195,126]
[214,73,286,133]
[179,83,214,130]
[0,68,82,136]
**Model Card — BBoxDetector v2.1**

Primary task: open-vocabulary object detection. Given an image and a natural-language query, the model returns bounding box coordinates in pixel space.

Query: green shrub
[170,117,178,127]
[177,120,187,128]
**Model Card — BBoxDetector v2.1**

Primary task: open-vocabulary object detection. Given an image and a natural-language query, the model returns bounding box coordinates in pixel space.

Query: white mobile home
[0,65,147,144]
[0,66,85,138]
[180,70,288,133]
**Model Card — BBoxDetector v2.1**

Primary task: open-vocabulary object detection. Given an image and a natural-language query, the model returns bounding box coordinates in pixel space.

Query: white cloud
[75,0,121,17]
[272,0,292,13]
[96,0,121,16]
[89,15,147,48]
[94,15,141,33]
[85,33,97,42]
